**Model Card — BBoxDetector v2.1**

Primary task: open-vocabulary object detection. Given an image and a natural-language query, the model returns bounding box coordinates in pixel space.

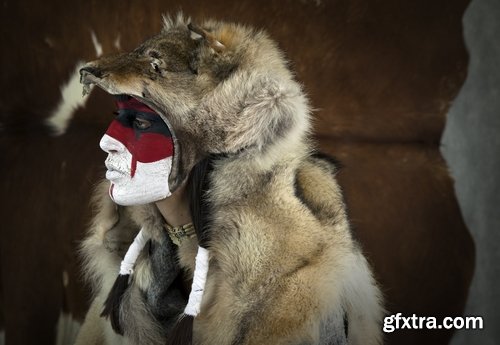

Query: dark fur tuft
[165,315,194,345]
[165,155,220,344]
[101,274,130,335]
[187,155,219,248]
[311,150,343,171]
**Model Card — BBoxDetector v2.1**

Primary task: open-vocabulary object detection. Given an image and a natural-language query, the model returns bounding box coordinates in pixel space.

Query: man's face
[99,96,174,206]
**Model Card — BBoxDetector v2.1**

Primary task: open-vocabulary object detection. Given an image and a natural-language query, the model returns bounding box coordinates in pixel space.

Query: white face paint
[100,135,172,205]
[99,96,175,206]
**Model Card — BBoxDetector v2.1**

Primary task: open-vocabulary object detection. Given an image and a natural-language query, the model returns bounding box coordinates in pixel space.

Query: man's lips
[105,159,128,180]
[106,169,126,181]
[104,160,126,173]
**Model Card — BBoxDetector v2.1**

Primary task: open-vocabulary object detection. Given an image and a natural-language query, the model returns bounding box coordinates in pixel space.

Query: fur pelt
[75,181,189,345]
[76,15,384,345]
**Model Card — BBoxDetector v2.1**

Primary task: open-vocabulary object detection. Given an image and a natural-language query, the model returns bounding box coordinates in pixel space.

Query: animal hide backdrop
[0,1,474,345]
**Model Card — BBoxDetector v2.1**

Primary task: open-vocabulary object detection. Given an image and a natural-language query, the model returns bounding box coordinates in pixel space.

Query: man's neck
[155,182,192,227]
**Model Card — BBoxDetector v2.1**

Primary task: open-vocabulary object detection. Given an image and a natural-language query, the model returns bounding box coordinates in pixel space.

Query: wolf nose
[80,66,103,79]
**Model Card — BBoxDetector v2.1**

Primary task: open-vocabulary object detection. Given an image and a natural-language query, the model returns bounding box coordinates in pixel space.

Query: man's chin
[108,182,172,206]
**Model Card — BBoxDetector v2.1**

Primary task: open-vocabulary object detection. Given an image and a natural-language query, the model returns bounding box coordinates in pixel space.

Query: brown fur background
[0,1,474,344]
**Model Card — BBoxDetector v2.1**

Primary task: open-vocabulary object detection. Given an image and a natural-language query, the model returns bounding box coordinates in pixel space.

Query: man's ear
[188,23,226,53]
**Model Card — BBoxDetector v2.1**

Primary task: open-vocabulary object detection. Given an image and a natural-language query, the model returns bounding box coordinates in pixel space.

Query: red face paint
[100,96,175,206]
[104,97,174,177]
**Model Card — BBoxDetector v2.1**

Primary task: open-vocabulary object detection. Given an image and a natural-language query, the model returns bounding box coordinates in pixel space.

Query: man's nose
[100,134,125,154]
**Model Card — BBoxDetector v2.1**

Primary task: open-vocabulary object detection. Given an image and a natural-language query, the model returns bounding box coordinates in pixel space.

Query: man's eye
[133,118,151,130]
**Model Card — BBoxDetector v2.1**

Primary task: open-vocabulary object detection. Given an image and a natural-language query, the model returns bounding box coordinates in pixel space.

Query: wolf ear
[188,23,225,52]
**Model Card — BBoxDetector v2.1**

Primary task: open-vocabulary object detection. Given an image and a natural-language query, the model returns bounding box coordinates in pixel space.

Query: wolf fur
[76,14,384,345]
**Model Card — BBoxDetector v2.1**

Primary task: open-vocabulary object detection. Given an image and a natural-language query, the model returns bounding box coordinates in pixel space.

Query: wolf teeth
[82,83,93,97]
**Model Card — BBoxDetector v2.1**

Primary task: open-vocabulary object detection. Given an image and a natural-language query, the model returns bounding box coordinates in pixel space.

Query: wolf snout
[80,65,103,80]
[80,65,105,94]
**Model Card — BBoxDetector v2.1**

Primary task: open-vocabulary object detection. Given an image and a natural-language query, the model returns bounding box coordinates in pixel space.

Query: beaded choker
[164,222,196,246]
